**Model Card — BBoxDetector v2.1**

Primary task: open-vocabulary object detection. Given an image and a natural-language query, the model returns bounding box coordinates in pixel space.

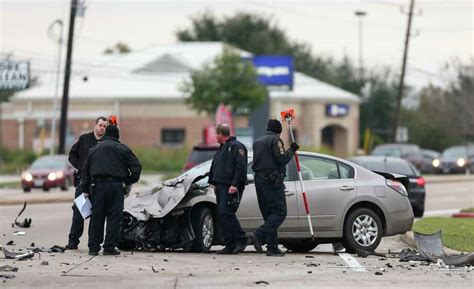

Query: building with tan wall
[2,42,359,156]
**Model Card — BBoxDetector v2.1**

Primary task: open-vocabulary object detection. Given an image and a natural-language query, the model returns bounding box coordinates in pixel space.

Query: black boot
[248,232,264,253]
[266,247,285,257]
[217,246,235,255]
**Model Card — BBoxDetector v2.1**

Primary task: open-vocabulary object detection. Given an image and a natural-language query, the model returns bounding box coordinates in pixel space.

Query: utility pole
[58,0,77,154]
[354,10,367,77]
[392,0,415,143]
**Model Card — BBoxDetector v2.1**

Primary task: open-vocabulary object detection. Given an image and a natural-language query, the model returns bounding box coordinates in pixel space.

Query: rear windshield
[372,146,402,157]
[360,159,418,176]
[188,149,217,164]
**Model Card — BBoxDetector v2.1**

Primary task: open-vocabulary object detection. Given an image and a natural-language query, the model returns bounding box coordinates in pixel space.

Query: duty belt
[93,176,124,183]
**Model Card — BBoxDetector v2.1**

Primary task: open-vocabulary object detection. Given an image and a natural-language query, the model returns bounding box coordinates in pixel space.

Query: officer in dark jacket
[209,124,249,254]
[81,125,142,255]
[65,116,107,250]
[248,119,299,257]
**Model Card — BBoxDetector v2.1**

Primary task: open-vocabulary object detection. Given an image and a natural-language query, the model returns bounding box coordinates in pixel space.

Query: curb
[0,196,73,206]
[399,231,463,255]
[453,212,474,218]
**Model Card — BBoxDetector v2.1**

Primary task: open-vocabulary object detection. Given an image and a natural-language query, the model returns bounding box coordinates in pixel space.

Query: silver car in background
[120,152,414,253]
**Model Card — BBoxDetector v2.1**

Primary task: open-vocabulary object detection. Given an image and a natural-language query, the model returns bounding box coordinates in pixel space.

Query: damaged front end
[119,208,195,251]
[118,164,213,251]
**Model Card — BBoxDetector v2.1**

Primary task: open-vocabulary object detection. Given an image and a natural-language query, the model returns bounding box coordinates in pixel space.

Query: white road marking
[338,253,368,272]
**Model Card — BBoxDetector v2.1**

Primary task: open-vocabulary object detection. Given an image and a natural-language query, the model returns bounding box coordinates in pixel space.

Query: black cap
[267,119,282,134]
[105,125,120,140]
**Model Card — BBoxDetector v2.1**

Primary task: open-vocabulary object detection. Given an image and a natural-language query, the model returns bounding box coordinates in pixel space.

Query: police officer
[208,124,249,254]
[65,116,107,250]
[81,125,142,256]
[248,119,299,257]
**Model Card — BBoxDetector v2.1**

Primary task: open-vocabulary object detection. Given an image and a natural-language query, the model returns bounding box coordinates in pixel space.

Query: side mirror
[246,174,255,185]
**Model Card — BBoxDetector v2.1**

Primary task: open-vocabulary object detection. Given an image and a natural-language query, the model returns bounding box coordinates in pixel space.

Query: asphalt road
[0,182,473,288]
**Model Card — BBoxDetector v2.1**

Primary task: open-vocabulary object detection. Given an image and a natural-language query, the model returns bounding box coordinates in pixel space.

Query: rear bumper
[385,204,414,236]
[409,189,425,210]
[22,179,66,189]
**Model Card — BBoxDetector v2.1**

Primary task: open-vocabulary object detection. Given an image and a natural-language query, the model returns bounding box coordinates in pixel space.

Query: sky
[1,0,473,89]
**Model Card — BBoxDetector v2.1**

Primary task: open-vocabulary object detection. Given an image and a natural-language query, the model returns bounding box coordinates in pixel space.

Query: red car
[21,155,75,192]
[183,144,219,171]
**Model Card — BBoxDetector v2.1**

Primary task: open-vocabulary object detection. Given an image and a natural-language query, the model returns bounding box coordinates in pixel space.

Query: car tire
[190,207,215,253]
[61,178,70,191]
[282,239,318,253]
[42,187,50,192]
[23,187,31,193]
[342,207,383,253]
[413,207,424,218]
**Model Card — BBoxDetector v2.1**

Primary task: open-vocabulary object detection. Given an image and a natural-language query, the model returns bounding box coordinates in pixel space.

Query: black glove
[290,142,300,151]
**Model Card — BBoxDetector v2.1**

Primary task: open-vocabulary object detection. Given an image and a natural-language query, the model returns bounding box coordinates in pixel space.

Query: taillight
[386,179,408,197]
[183,162,197,171]
[416,177,425,187]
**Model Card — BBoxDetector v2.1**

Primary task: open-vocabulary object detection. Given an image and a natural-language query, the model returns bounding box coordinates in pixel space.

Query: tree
[179,47,267,116]
[103,42,131,55]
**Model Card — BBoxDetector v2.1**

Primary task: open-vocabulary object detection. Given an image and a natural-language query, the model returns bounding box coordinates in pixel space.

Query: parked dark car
[420,149,441,174]
[432,145,474,174]
[349,156,426,217]
[183,144,219,171]
[21,155,75,192]
[371,143,424,170]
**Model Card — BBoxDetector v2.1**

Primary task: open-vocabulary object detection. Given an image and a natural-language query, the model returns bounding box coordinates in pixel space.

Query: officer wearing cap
[81,125,142,256]
[65,116,107,250]
[208,124,249,254]
[248,119,299,257]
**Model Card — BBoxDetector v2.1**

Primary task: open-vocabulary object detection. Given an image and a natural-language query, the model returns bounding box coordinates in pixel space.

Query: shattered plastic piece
[2,247,34,260]
[398,248,430,262]
[305,256,315,258]
[375,271,383,276]
[14,202,32,228]
[414,231,474,266]
[13,231,25,236]
[385,263,393,268]
[49,245,66,253]
[255,281,269,285]
[0,265,18,272]
[6,241,14,246]
[409,261,419,267]
[40,261,49,266]
[151,266,159,273]
[0,274,15,279]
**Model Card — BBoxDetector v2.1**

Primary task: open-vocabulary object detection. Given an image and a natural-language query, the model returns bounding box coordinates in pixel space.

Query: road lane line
[338,253,368,272]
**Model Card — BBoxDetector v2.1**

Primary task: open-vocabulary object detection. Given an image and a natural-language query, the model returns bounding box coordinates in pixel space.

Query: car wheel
[23,187,31,193]
[61,178,70,191]
[282,239,318,253]
[342,208,383,253]
[413,206,424,218]
[190,207,214,253]
[42,187,50,192]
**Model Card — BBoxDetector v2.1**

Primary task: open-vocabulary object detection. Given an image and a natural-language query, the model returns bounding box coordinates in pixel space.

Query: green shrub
[132,146,189,173]
[0,146,38,173]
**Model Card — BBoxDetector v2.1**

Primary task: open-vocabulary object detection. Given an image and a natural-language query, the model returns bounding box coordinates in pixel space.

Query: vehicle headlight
[457,158,466,167]
[22,172,33,182]
[56,171,64,179]
[48,172,57,181]
[432,159,440,168]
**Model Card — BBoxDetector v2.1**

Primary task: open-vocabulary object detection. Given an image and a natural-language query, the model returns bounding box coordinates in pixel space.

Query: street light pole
[354,10,367,77]
[47,20,64,156]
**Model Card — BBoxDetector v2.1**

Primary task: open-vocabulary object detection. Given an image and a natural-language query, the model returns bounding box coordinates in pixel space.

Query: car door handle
[340,186,355,191]
[285,191,295,197]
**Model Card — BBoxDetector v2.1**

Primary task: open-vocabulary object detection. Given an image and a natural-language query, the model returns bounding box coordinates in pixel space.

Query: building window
[161,129,185,145]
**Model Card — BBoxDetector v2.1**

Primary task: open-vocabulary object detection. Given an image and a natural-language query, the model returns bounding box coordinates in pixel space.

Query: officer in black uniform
[248,119,299,257]
[208,124,249,254]
[65,116,108,250]
[81,125,142,256]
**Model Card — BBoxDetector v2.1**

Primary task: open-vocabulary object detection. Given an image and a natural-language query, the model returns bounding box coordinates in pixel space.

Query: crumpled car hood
[124,170,204,221]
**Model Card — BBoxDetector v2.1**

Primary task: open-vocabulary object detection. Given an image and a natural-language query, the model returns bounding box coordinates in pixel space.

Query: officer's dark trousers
[67,184,86,246]
[216,183,247,247]
[254,174,287,250]
[88,181,124,253]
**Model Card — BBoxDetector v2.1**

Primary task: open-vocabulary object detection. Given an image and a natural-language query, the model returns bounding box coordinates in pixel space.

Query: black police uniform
[81,126,142,254]
[66,131,101,248]
[252,120,297,255]
[209,136,248,253]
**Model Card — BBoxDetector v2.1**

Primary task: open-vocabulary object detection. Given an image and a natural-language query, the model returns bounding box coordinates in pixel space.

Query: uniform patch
[278,140,285,154]
[238,148,245,157]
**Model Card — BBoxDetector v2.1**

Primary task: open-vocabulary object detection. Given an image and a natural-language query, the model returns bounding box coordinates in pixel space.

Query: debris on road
[14,202,32,228]
[6,241,14,246]
[40,261,49,266]
[13,231,26,236]
[375,271,383,276]
[255,281,269,285]
[2,246,34,260]
[0,265,18,272]
[0,274,15,279]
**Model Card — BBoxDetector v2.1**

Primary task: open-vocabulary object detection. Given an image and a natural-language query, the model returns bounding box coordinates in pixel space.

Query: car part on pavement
[14,202,32,228]
[2,246,34,260]
[414,231,474,266]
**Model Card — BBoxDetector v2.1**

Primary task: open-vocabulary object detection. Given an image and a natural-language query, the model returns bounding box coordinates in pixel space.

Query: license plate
[443,168,450,174]
[34,179,44,187]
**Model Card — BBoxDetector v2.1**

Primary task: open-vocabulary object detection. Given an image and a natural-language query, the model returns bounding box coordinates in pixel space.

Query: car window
[372,146,402,157]
[30,157,66,169]
[338,162,354,179]
[188,149,217,164]
[299,156,338,180]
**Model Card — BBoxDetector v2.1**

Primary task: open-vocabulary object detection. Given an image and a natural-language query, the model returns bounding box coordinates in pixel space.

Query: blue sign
[326,104,350,117]
[251,56,294,88]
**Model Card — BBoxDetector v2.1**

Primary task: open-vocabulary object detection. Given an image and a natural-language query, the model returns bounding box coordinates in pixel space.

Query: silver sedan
[120,152,414,253]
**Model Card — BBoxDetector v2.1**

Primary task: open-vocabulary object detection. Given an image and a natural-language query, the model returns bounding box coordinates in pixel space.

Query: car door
[237,162,300,233]
[296,155,357,232]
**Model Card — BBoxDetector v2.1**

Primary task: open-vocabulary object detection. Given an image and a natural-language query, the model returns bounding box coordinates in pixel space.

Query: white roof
[14,42,359,103]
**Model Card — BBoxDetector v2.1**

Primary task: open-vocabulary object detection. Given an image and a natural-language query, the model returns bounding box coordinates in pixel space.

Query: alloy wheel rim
[352,214,378,247]
[202,215,214,248]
